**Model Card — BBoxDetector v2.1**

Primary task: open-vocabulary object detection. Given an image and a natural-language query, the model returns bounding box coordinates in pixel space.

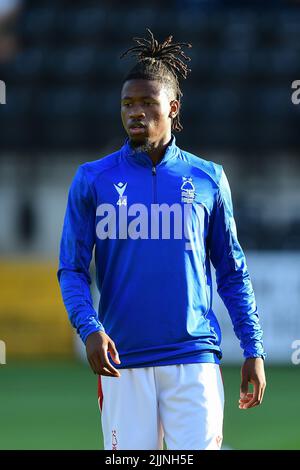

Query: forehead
[121,79,167,99]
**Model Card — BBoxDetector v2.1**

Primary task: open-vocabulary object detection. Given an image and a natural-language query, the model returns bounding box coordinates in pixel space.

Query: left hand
[239,357,266,410]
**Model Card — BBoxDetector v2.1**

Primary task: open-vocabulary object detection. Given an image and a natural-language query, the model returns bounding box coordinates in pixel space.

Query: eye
[122,102,132,107]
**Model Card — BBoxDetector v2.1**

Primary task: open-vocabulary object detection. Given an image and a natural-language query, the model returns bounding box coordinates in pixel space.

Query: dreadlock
[120,28,192,132]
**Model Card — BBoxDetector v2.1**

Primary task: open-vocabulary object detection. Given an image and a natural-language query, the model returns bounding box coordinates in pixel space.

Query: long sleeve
[208,168,266,359]
[57,165,104,344]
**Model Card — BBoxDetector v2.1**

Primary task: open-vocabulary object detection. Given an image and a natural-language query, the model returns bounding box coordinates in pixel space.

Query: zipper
[152,165,157,204]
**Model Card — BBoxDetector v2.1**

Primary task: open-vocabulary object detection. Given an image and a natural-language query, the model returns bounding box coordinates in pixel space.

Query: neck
[148,137,172,166]
[130,132,172,166]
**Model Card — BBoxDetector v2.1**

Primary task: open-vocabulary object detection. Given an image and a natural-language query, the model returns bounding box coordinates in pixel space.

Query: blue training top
[57,135,266,368]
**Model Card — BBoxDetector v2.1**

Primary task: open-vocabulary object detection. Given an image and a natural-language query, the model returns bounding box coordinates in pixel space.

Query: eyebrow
[121,96,158,100]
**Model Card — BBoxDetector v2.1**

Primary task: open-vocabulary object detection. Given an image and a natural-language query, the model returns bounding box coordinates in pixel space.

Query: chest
[95,164,214,211]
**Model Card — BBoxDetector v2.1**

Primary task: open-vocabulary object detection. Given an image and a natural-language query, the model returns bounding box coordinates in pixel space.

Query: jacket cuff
[244,351,266,360]
[81,324,105,344]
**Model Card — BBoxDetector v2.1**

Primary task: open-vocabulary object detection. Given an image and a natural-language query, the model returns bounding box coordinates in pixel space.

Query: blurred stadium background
[0,0,300,450]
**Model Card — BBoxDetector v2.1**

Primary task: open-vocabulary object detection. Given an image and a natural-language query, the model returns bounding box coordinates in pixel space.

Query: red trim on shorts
[98,375,103,411]
[219,365,224,385]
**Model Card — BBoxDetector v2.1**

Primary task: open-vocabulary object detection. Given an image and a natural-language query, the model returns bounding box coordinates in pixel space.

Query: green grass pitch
[0,360,299,450]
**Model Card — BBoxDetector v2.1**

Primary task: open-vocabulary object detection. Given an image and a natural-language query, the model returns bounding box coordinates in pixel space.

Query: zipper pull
[152,166,156,175]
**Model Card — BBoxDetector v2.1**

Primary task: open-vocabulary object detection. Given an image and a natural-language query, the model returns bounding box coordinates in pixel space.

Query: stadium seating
[0,2,299,152]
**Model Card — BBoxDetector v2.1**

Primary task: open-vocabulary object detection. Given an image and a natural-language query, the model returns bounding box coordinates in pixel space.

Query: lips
[129,128,146,135]
[128,122,147,135]
[129,122,146,129]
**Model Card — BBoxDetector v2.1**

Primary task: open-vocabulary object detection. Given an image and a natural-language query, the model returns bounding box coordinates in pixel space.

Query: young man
[57,29,266,450]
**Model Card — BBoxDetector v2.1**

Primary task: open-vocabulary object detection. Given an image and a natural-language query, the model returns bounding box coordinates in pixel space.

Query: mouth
[128,123,147,135]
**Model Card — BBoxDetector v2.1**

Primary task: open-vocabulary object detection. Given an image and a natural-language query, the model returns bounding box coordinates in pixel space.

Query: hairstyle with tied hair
[120,28,192,132]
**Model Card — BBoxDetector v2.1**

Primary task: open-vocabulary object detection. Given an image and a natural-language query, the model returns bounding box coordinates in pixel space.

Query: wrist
[85,328,105,344]
[246,355,265,361]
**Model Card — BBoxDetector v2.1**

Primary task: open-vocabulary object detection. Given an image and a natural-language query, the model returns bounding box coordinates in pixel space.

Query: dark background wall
[1,0,300,253]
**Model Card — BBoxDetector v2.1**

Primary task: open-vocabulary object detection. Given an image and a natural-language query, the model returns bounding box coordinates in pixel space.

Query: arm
[57,166,120,377]
[207,167,266,408]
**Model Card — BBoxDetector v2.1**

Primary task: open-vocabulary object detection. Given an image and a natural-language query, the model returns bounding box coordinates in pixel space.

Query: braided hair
[120,28,192,132]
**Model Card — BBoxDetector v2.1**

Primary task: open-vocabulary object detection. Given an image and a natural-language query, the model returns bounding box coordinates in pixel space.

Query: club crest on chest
[181,176,195,203]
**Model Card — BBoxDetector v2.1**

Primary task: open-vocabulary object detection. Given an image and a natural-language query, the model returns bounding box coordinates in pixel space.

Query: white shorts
[98,362,224,450]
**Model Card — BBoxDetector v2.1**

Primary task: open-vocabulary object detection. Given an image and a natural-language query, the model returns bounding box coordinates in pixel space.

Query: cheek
[151,108,169,127]
[121,109,128,125]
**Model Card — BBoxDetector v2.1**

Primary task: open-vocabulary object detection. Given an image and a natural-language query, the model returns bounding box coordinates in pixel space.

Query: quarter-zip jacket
[57,135,265,368]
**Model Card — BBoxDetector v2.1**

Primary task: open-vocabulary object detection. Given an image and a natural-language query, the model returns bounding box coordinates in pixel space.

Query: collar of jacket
[121,134,179,168]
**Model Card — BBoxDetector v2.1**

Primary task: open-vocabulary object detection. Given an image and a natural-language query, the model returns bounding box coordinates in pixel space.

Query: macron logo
[113,182,127,197]
[114,182,128,207]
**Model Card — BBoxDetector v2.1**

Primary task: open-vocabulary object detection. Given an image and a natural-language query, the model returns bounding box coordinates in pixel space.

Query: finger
[241,400,261,410]
[239,399,252,405]
[246,384,265,408]
[239,393,253,401]
[92,360,119,377]
[102,356,120,376]
[87,356,98,375]
[100,348,121,376]
[108,341,121,364]
[238,387,258,409]
[88,351,117,376]
[93,355,120,377]
[239,396,257,409]
[240,378,249,399]
[239,399,253,408]
[248,401,260,408]
[239,393,253,404]
[99,367,121,378]
[243,394,259,408]
[242,388,260,409]
[90,356,103,375]
[257,383,266,404]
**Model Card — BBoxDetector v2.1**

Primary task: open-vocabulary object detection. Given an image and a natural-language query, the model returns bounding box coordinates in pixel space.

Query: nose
[129,105,146,119]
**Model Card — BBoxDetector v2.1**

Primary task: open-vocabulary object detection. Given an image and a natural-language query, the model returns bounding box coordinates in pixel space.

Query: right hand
[85,331,121,377]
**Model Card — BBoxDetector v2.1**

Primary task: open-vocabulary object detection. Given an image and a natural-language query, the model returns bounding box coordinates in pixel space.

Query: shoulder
[79,149,123,184]
[178,148,223,188]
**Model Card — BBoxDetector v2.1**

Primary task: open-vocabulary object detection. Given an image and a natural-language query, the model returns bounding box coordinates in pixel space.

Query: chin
[129,134,149,149]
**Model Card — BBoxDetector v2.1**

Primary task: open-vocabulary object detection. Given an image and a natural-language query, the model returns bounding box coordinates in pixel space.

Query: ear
[169,99,180,119]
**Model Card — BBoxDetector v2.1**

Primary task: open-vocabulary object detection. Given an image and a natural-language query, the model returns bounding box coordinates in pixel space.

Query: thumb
[240,379,249,398]
[108,341,121,364]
